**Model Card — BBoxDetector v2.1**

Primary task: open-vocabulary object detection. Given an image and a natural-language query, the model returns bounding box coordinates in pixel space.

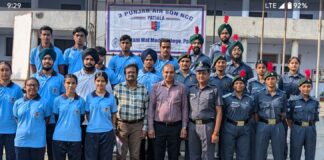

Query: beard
[42,66,52,71]
[221,37,229,44]
[231,55,242,63]
[193,46,200,55]
[84,65,95,72]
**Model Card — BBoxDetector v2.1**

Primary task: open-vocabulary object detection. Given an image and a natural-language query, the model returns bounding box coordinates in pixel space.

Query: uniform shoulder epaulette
[222,93,232,98]
[247,77,257,83]
[226,74,234,79]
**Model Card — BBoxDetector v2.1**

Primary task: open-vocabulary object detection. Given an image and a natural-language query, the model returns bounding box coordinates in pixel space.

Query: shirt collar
[0,81,14,87]
[158,55,174,61]
[118,52,134,57]
[38,44,54,51]
[231,92,249,98]
[143,68,156,73]
[122,81,142,89]
[62,93,80,100]
[23,94,41,101]
[161,80,178,87]
[72,46,87,51]
[176,70,194,76]
[91,91,110,98]
[38,70,57,76]
[264,88,280,96]
[287,72,303,78]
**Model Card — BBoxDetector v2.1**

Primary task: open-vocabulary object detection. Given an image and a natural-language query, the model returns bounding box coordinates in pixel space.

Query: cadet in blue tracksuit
[154,39,179,73]
[255,67,287,160]
[188,61,223,160]
[221,70,255,160]
[137,48,162,160]
[85,72,117,160]
[277,56,304,159]
[95,46,120,86]
[287,70,319,160]
[246,59,267,160]
[108,35,143,83]
[138,48,163,94]
[13,77,51,160]
[32,48,65,160]
[52,74,86,160]
[0,62,23,160]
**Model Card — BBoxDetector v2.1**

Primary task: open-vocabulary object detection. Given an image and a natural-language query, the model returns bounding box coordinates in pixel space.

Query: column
[242,0,250,17]
[241,38,248,62]
[31,0,38,9]
[291,40,299,57]
[293,0,300,19]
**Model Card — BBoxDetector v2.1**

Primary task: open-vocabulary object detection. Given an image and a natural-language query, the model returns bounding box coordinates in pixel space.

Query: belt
[118,118,143,124]
[154,121,182,126]
[189,119,214,125]
[259,118,281,125]
[226,118,249,127]
[294,121,315,127]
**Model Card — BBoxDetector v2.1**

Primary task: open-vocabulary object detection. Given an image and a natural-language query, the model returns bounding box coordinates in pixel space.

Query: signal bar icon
[279,2,293,10]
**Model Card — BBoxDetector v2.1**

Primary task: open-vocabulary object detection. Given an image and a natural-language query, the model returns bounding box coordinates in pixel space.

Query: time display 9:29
[7,3,22,9]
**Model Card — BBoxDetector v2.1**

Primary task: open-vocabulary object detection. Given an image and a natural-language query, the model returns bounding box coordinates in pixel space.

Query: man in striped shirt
[114,63,149,160]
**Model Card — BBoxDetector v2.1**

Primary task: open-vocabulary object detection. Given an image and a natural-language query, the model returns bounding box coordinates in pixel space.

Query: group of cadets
[0,15,319,160]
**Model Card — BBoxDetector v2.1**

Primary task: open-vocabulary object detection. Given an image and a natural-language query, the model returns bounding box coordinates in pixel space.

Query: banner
[106,4,206,55]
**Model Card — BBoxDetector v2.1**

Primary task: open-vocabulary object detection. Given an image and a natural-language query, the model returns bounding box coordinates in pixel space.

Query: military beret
[178,53,191,63]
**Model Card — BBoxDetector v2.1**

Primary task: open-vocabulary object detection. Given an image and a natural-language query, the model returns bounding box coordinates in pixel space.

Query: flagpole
[260,0,265,59]
[281,0,288,74]
[315,0,322,98]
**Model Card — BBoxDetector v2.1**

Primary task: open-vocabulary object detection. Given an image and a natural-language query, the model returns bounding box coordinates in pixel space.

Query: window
[207,10,222,16]
[54,39,74,53]
[61,4,81,10]
[179,0,191,4]
[162,0,177,4]
[151,0,161,3]
[249,12,268,17]
[6,37,13,57]
[300,14,313,19]
[258,53,301,73]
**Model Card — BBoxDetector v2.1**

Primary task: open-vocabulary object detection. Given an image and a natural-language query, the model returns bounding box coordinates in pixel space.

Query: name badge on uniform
[104,107,109,113]
[11,97,15,104]
[34,112,40,118]
[231,102,240,108]
[52,87,57,95]
[295,105,302,109]
[74,109,80,115]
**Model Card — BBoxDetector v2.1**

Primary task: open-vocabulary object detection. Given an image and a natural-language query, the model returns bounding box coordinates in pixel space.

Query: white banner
[106,4,206,55]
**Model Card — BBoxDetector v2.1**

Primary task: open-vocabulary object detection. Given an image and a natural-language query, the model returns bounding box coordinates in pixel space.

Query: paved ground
[3,102,324,160]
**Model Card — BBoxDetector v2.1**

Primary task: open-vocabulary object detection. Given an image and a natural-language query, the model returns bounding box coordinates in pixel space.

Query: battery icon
[279,2,293,9]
